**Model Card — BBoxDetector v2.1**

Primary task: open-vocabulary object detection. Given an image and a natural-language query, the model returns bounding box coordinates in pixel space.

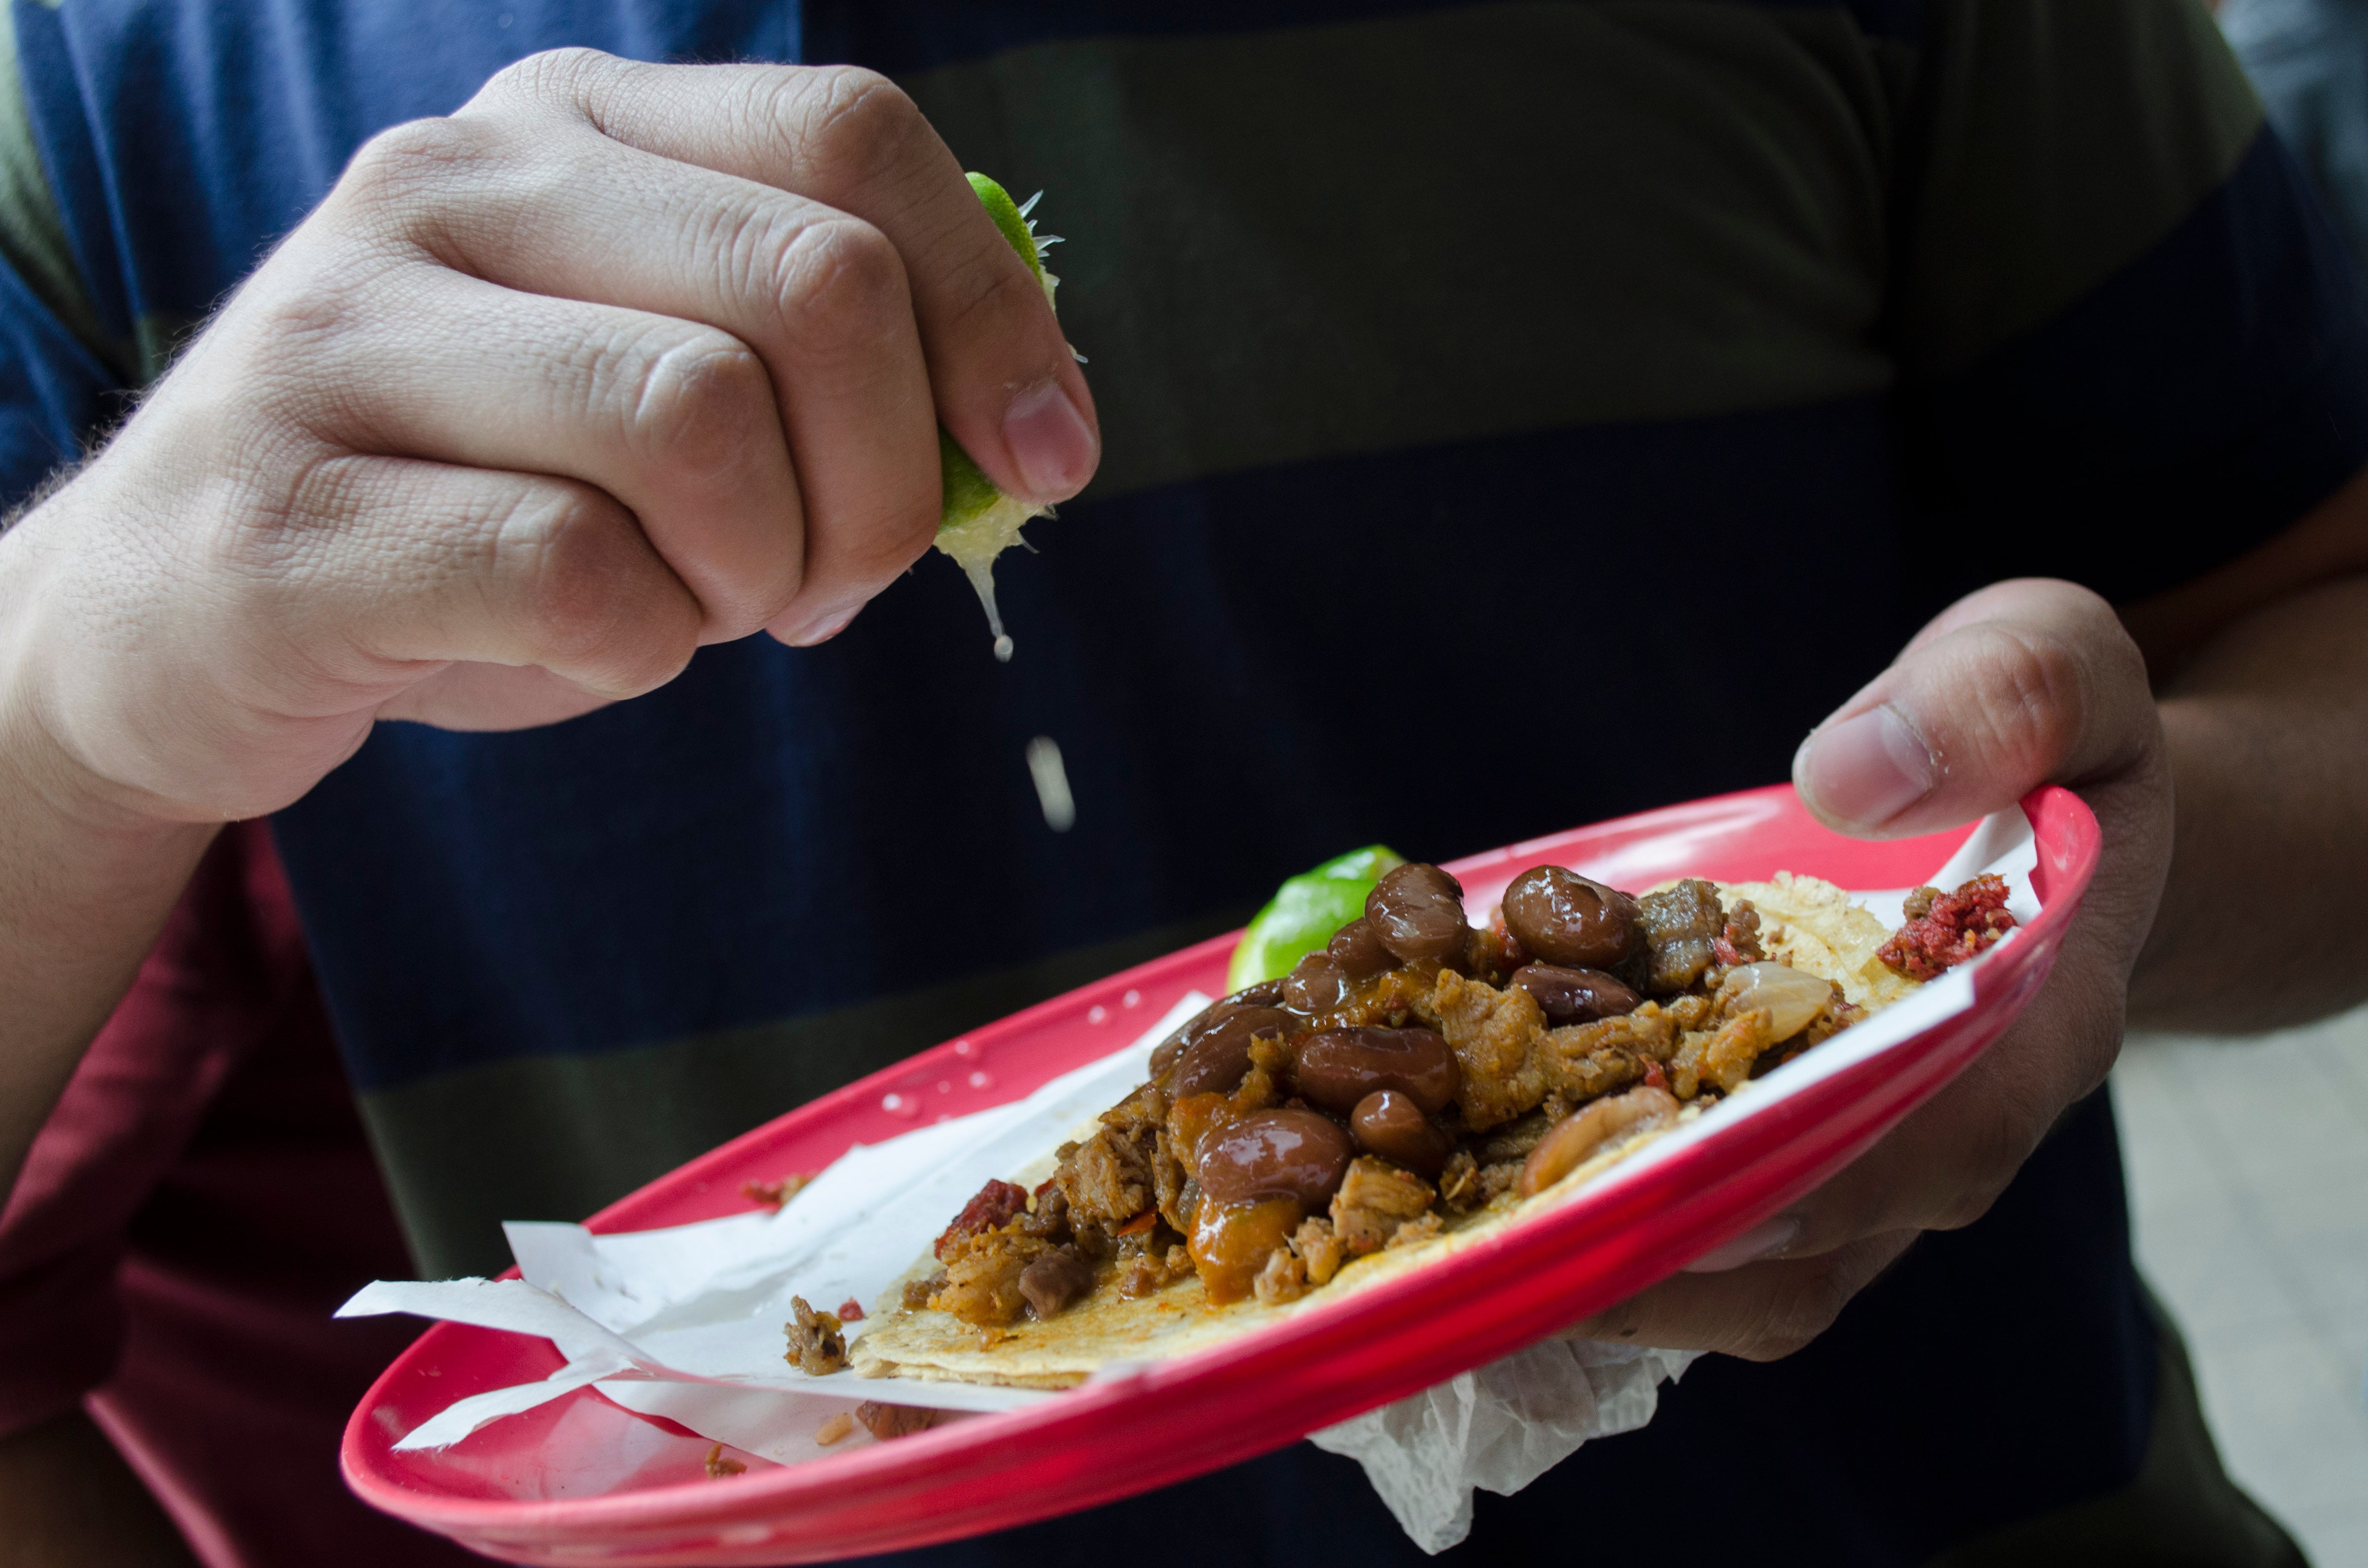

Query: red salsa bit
[1877,874,2017,981]
[934,1178,1030,1259]
[836,1298,865,1321]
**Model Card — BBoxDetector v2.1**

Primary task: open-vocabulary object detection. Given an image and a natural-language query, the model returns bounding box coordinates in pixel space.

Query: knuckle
[479,47,618,113]
[618,329,774,486]
[772,217,910,355]
[209,448,362,588]
[1952,623,2089,780]
[763,66,924,188]
[337,117,487,214]
[495,484,691,692]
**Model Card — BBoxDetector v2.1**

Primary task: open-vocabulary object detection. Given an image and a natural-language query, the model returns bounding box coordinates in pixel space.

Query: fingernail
[783,605,857,648]
[1795,705,1936,831]
[1002,379,1095,500]
[1681,1214,1800,1274]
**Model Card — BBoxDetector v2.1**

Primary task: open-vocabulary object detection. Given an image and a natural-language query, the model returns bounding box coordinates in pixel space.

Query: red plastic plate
[343,783,2100,1564]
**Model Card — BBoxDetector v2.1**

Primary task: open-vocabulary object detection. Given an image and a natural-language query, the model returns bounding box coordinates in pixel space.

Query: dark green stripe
[902,1,1901,502]
[1898,0,2262,377]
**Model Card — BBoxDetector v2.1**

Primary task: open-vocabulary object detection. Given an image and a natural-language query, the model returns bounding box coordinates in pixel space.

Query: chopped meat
[934,1179,1030,1260]
[703,1442,746,1478]
[855,1402,939,1441]
[1384,1212,1443,1250]
[1436,1150,1483,1212]
[1879,874,2016,980]
[1117,1240,1193,1298]
[1254,1246,1308,1305]
[1291,1216,1347,1285]
[1542,1002,1683,1104]
[1712,900,1764,966]
[1478,1160,1524,1203]
[1662,993,1716,1031]
[1418,970,1548,1130]
[902,1272,947,1310]
[1803,991,1863,1046]
[1017,1246,1096,1318]
[1902,885,1938,922]
[1638,880,1724,995]
[836,1298,864,1321]
[1012,1184,1072,1239]
[1151,1132,1193,1232]
[929,1230,1051,1326]
[814,1412,855,1446]
[1101,1080,1169,1138]
[1248,1030,1293,1076]
[740,1173,811,1211]
[784,1295,849,1374]
[1476,1104,1566,1165]
[1669,1008,1780,1098]
[1330,1156,1439,1256]
[1056,1127,1153,1227]
[1542,1020,1649,1104]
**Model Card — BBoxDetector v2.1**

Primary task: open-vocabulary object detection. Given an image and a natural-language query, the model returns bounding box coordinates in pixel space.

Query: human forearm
[0,641,212,1202]
[2129,573,2368,1031]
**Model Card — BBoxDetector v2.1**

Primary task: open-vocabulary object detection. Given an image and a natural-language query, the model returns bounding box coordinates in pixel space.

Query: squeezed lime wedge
[1226,844,1409,992]
[935,174,1066,662]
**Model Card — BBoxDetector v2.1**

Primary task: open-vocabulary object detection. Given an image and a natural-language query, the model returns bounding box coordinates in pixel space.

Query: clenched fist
[0,49,1099,826]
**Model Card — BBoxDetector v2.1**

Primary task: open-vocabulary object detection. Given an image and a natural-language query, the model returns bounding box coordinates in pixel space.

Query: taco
[847,860,2014,1389]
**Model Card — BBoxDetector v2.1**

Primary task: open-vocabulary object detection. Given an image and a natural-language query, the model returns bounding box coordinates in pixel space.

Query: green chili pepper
[1225,844,1409,992]
[936,173,1066,663]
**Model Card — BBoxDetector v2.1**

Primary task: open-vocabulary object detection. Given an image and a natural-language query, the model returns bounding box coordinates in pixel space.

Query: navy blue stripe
[1910,126,2368,605]
[10,0,134,344]
[277,396,1931,1094]
[0,251,115,495]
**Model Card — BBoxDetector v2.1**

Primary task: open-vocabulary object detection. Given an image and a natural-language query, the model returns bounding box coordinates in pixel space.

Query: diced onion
[1720,961,1829,1041]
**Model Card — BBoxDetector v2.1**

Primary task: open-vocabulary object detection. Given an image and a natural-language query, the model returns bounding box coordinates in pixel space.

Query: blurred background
[2134,10,2368,1561]
[2115,1013,2368,1565]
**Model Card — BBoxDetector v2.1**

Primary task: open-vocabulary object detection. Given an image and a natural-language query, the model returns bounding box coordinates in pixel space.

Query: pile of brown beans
[1163,860,1657,1212]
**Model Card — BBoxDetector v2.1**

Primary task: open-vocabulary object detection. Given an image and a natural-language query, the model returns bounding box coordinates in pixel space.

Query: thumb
[1792,579,2156,839]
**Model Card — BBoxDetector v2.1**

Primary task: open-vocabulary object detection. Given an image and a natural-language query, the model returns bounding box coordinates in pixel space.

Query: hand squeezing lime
[937,174,1069,663]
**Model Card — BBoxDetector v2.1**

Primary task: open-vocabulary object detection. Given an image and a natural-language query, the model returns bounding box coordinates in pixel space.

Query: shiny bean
[1196,1109,1353,1207]
[1327,917,1397,980]
[1502,866,1642,970]
[1350,1090,1453,1175]
[1366,863,1470,965]
[1284,950,1349,1014]
[1154,1001,1294,1079]
[1292,1026,1461,1116]
[1170,1006,1294,1097]
[1510,964,1643,1026]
